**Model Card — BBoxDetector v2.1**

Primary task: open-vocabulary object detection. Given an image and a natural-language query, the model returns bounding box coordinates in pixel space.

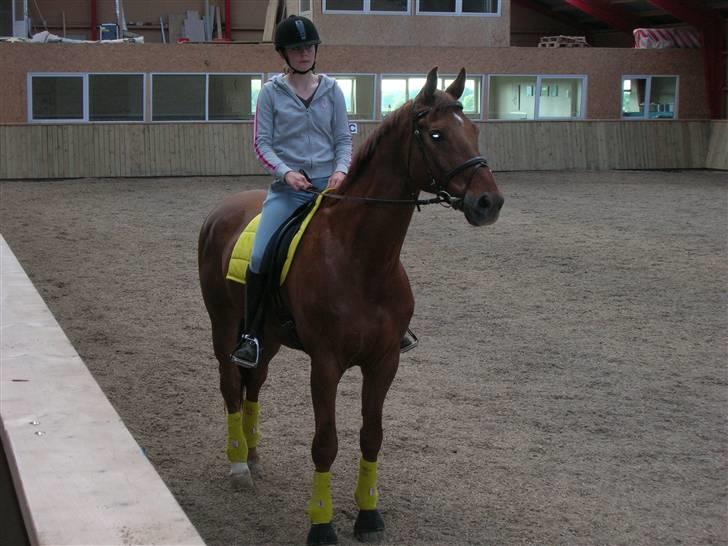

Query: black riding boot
[400,328,418,353]
[231,270,267,368]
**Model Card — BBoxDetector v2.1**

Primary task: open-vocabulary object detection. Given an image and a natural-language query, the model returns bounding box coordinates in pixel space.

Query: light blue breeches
[249,176,329,274]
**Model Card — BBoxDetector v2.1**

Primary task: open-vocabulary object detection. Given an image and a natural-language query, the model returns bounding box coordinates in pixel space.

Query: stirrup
[400,329,418,353]
[230,335,260,368]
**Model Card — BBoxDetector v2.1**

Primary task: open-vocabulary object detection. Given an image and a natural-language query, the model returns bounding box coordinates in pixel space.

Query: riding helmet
[274,15,321,51]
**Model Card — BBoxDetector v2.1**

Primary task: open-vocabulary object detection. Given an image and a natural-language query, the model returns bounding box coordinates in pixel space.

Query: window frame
[620,74,679,120]
[415,0,501,17]
[28,72,147,123]
[323,0,412,15]
[486,74,587,121]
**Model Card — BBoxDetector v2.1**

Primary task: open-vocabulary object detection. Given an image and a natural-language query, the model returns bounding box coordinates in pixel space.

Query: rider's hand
[327,171,346,190]
[284,171,312,191]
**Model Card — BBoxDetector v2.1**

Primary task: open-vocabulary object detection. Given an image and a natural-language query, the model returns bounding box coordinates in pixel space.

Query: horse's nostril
[477,195,490,209]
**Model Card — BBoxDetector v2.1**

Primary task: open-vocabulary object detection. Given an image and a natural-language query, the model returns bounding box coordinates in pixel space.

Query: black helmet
[274,15,321,51]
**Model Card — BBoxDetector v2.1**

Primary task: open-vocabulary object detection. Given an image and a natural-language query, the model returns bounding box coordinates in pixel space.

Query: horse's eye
[430,130,443,142]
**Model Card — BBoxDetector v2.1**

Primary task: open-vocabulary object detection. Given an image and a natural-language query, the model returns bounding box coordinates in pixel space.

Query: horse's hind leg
[354,357,399,543]
[211,307,260,487]
[240,340,278,478]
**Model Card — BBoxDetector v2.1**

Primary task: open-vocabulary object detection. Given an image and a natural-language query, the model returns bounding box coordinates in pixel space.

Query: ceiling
[515,0,728,33]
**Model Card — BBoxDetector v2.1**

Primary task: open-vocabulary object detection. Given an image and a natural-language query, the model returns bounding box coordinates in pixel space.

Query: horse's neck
[332,124,416,264]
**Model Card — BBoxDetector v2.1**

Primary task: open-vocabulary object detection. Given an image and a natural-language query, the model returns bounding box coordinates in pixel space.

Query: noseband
[408,101,489,209]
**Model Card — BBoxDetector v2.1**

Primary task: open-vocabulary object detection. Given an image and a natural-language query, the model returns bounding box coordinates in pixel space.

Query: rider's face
[283,44,316,71]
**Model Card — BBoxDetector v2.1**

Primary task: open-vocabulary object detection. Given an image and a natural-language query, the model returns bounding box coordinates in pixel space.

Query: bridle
[305,98,489,209]
[406,100,489,210]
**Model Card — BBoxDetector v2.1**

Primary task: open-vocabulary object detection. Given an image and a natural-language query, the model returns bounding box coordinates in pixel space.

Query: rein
[302,186,460,207]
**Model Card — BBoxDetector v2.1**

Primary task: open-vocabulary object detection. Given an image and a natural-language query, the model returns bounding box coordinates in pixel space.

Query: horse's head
[409,67,503,226]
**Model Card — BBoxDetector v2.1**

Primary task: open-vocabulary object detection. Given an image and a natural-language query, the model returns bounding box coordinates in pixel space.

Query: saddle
[226,192,327,350]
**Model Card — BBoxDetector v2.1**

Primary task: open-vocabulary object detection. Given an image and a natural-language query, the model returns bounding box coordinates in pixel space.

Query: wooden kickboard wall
[0,120,719,180]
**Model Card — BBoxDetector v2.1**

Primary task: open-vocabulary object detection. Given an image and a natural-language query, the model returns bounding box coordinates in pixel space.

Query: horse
[198,66,503,545]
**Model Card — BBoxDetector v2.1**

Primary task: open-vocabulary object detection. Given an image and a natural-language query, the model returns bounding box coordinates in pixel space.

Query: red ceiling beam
[564,0,643,35]
[645,0,725,118]
[643,0,710,28]
[90,0,98,40]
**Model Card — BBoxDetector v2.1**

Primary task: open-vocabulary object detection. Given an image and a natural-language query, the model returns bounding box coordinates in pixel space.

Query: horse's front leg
[354,354,399,543]
[306,358,343,546]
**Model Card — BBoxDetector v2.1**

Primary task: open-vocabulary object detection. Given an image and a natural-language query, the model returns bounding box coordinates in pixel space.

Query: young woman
[231,15,352,367]
[232,15,416,367]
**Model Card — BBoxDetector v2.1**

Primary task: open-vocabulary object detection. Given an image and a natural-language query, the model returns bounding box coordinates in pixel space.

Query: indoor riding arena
[1,1,727,546]
[1,169,727,545]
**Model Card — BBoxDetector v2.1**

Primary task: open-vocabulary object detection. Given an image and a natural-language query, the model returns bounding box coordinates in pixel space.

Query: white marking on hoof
[229,462,254,490]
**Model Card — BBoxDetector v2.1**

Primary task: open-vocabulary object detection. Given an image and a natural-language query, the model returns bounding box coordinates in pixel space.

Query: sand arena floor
[1,170,726,546]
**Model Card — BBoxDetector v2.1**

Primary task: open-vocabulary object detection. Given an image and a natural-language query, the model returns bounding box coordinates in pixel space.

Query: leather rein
[303,100,489,210]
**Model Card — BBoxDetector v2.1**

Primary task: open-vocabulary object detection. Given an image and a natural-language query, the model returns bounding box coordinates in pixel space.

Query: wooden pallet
[538,35,589,48]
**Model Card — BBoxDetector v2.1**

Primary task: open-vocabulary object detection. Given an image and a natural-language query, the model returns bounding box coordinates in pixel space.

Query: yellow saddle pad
[226,192,326,286]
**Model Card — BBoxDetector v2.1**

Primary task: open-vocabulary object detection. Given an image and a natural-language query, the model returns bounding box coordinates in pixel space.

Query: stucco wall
[2,42,709,123]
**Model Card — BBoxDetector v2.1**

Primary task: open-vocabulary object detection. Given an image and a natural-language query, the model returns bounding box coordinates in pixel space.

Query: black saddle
[258,197,319,350]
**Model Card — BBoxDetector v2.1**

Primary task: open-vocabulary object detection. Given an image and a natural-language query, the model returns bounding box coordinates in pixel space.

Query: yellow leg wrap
[226,411,248,464]
[307,471,333,524]
[354,458,379,511]
[242,400,260,449]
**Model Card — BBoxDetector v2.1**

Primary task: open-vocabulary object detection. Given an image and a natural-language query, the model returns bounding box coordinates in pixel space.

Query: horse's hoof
[354,510,384,543]
[229,462,254,490]
[248,458,264,479]
[306,523,338,545]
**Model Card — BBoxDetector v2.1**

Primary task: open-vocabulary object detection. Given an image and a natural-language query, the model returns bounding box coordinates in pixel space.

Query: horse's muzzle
[462,191,504,226]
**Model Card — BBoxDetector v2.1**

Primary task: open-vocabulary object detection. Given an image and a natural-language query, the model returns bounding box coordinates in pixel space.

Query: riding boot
[400,328,418,353]
[231,270,267,368]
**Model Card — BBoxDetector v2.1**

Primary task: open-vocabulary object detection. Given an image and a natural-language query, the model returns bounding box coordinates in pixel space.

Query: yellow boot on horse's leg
[353,458,385,542]
[242,400,263,476]
[306,471,337,546]
[226,411,253,488]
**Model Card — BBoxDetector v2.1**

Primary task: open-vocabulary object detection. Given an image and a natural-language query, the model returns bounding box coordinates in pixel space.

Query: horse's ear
[445,68,467,100]
[416,66,439,105]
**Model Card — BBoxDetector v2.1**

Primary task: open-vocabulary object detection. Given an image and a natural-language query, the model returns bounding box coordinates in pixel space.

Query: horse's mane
[340,92,458,192]
[341,101,413,188]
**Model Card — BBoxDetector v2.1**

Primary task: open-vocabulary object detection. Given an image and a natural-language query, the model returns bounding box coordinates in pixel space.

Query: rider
[231,15,416,367]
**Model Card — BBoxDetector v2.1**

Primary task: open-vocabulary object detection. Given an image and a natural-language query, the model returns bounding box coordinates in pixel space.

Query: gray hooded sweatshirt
[254,74,352,183]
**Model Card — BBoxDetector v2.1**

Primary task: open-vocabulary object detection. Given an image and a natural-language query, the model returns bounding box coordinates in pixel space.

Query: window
[324,0,409,14]
[330,74,376,120]
[381,74,482,118]
[31,75,84,121]
[417,0,498,15]
[29,73,145,122]
[622,75,677,119]
[209,75,262,121]
[89,74,144,121]
[488,75,585,120]
[300,0,311,12]
[152,73,262,121]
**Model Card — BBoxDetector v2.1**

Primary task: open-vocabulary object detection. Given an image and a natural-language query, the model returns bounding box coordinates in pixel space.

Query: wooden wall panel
[0,120,719,181]
[706,121,728,171]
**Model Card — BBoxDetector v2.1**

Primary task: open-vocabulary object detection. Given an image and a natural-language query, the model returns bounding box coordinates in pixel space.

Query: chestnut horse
[198,67,503,545]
